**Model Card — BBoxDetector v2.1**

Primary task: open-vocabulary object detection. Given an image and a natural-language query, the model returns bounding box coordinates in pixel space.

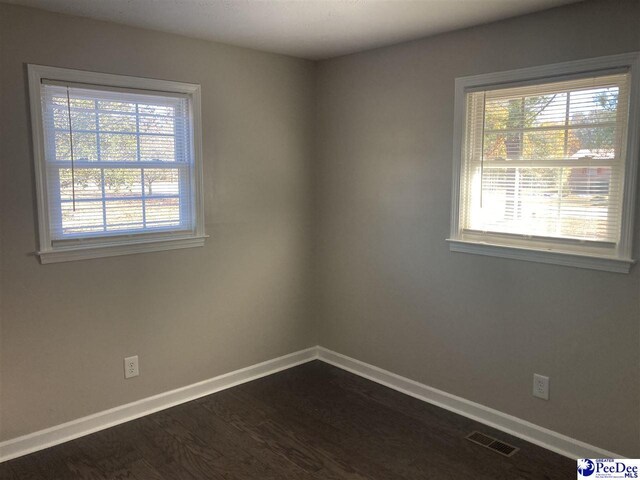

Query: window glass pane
[53,105,96,130]
[138,103,174,116]
[526,93,567,127]
[56,168,185,234]
[68,97,94,109]
[100,133,138,161]
[569,87,619,125]
[55,132,98,161]
[469,167,618,241]
[139,115,174,135]
[485,94,570,130]
[97,100,137,113]
[104,169,143,197]
[146,198,180,227]
[140,135,175,161]
[99,113,137,132]
[485,98,523,130]
[569,127,616,155]
[522,130,566,160]
[143,168,179,196]
[105,199,144,231]
[59,168,102,200]
[483,132,518,160]
[61,201,104,234]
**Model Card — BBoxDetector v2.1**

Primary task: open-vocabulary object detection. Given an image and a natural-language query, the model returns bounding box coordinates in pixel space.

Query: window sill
[37,235,207,264]
[447,238,635,273]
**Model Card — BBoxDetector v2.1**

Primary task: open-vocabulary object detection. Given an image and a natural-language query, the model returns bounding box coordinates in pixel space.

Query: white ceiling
[7,0,583,59]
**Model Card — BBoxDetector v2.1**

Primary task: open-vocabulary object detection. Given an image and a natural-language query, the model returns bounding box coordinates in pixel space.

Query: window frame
[448,53,640,273]
[28,65,206,264]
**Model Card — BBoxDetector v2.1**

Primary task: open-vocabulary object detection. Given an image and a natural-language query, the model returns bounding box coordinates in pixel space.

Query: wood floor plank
[105,457,167,480]
[118,417,203,480]
[0,463,13,480]
[204,388,407,480]
[164,401,321,480]
[196,390,355,479]
[0,361,575,479]
[150,408,257,480]
[61,423,145,480]
[28,445,80,480]
[0,455,44,480]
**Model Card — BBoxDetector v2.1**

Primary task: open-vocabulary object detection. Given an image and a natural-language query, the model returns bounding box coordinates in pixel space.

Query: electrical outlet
[533,374,549,400]
[124,355,139,379]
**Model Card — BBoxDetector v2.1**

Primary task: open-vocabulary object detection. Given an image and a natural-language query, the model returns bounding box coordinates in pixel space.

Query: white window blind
[40,82,195,242]
[460,72,631,248]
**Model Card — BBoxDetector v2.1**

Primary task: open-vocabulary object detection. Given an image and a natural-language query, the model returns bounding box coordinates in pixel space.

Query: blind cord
[479,91,486,208]
[66,87,76,211]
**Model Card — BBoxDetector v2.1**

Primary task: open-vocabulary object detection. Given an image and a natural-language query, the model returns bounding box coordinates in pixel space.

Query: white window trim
[28,65,207,264]
[448,53,640,273]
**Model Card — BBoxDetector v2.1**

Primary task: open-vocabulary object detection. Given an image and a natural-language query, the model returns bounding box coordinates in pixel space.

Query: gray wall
[314,0,640,457]
[0,3,316,441]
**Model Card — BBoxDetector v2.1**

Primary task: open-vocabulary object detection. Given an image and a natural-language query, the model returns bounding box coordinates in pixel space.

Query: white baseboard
[0,345,623,463]
[317,347,623,460]
[0,346,319,463]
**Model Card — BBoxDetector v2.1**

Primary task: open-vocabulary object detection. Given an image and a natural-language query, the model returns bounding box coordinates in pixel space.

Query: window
[449,54,640,273]
[28,65,205,263]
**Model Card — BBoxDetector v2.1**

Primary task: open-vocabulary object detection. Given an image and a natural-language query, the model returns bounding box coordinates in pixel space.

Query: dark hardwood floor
[0,361,574,479]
